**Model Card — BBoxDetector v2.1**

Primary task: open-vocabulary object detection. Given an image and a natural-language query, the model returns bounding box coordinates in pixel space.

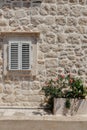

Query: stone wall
[0,0,87,107]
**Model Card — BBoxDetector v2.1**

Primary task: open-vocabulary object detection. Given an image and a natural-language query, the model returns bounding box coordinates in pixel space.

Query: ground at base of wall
[0,108,87,120]
[0,108,50,117]
[0,109,87,130]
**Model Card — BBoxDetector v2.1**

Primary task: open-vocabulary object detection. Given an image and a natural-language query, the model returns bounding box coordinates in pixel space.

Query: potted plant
[42,74,87,116]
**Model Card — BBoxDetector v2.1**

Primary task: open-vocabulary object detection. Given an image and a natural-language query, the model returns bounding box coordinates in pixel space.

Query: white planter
[53,98,87,116]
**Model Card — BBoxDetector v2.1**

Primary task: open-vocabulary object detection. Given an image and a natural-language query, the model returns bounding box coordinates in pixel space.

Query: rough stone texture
[67,17,77,26]
[78,18,87,26]
[57,5,69,16]
[55,16,66,25]
[0,0,87,107]
[69,0,78,4]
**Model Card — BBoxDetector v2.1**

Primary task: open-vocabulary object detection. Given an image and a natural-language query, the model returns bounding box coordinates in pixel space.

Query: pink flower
[45,81,48,86]
[60,74,65,78]
[69,79,73,83]
[55,77,58,81]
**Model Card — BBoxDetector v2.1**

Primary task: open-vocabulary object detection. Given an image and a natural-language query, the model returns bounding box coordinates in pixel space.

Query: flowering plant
[42,74,87,109]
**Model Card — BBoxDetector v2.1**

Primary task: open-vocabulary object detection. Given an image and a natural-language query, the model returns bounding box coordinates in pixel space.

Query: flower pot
[53,98,87,116]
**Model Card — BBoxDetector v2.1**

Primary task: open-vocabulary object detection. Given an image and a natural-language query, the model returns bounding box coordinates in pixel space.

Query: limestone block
[57,67,64,73]
[66,51,75,56]
[9,19,19,27]
[78,18,87,26]
[15,10,26,19]
[40,4,50,15]
[57,45,65,51]
[21,81,29,90]
[19,18,30,25]
[46,68,58,77]
[16,94,43,102]
[57,33,66,43]
[37,74,46,82]
[0,19,8,26]
[45,51,58,58]
[51,44,59,52]
[79,0,86,5]
[14,89,21,95]
[22,90,40,95]
[38,60,45,64]
[84,49,87,54]
[22,25,32,31]
[78,69,85,75]
[60,51,67,57]
[45,59,58,68]
[50,5,57,15]
[16,95,29,102]
[65,26,76,33]
[37,24,50,33]
[31,16,44,26]
[44,16,55,25]
[76,26,86,34]
[45,32,56,44]
[75,62,82,68]
[82,8,87,16]
[37,64,46,77]
[38,51,44,60]
[0,9,3,16]
[67,17,77,26]
[57,0,68,4]
[0,66,2,75]
[69,0,78,4]
[75,50,83,56]
[28,7,39,15]
[59,59,69,67]
[3,84,13,94]
[0,37,3,43]
[55,16,66,25]
[0,75,2,82]
[81,38,87,43]
[37,69,46,77]
[70,6,81,17]
[66,34,81,44]
[2,95,15,103]
[28,95,44,102]
[4,10,14,19]
[68,55,76,60]
[44,0,56,3]
[40,43,50,53]
[50,25,63,33]
[0,57,3,65]
[31,81,40,90]
[0,84,3,93]
[57,5,69,16]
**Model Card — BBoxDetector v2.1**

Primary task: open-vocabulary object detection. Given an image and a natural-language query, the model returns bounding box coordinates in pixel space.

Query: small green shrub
[42,74,87,111]
[65,98,71,109]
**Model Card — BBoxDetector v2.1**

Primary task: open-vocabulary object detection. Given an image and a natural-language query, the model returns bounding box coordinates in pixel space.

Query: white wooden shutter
[9,42,19,70]
[9,41,31,70]
[21,42,31,70]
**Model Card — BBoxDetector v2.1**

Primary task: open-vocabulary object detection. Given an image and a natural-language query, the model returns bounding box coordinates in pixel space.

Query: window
[9,41,31,70]
[2,32,39,76]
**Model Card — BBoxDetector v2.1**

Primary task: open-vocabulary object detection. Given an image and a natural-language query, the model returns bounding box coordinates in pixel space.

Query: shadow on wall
[0,0,42,9]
